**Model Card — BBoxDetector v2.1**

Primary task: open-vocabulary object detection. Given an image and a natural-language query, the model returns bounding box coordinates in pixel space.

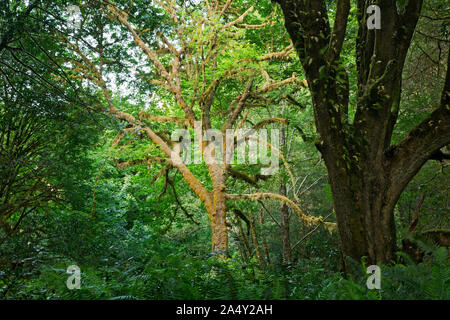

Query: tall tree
[274,0,449,266]
[58,0,333,255]
[0,0,103,235]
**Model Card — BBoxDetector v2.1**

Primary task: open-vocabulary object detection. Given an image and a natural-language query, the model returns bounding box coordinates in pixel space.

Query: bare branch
[258,44,294,61]
[236,21,271,30]
[226,167,269,187]
[223,6,254,29]
[292,212,335,250]
[222,79,253,131]
[258,200,281,228]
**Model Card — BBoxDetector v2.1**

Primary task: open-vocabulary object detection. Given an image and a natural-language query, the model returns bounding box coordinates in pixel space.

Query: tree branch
[325,0,350,64]
[226,192,335,229]
[387,50,450,192]
[226,167,269,187]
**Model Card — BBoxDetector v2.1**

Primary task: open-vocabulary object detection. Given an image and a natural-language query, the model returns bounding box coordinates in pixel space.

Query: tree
[0,0,103,235]
[57,0,333,255]
[274,0,449,266]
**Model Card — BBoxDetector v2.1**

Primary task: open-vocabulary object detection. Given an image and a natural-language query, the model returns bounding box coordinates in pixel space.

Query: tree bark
[208,160,229,255]
[325,164,397,265]
[209,184,229,254]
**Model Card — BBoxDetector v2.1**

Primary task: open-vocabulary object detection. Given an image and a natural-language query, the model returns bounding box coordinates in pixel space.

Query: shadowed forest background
[0,0,449,300]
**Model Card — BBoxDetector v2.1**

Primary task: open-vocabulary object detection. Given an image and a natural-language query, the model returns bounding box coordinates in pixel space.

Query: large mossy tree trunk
[275,0,450,268]
[326,160,398,264]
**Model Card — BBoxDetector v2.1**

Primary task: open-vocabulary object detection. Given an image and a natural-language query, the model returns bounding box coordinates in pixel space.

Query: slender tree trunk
[281,206,292,264]
[249,212,264,266]
[236,221,251,260]
[279,124,292,264]
[279,183,292,264]
[259,210,271,266]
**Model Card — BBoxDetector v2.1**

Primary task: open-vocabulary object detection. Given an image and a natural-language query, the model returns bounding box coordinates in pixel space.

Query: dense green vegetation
[0,0,448,300]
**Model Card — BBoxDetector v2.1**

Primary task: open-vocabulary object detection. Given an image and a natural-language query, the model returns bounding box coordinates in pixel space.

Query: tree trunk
[211,212,228,254]
[325,164,397,265]
[249,212,264,266]
[279,122,292,264]
[208,164,229,255]
[236,220,251,260]
[208,192,228,254]
[280,182,292,264]
[259,210,271,266]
